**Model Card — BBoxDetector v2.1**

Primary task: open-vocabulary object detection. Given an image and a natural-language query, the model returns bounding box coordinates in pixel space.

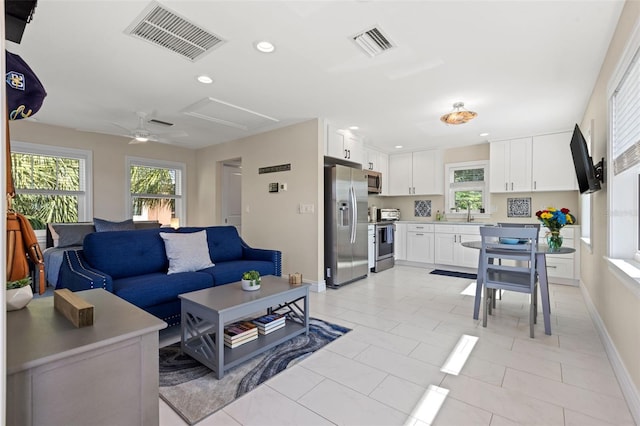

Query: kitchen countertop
[394,220,496,225]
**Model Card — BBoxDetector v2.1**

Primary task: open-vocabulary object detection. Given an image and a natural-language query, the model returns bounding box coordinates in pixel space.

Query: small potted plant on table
[6,276,34,311]
[241,270,261,291]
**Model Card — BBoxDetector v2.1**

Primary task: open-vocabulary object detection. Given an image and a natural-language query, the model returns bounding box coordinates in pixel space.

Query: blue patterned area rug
[159,318,350,425]
[430,269,477,280]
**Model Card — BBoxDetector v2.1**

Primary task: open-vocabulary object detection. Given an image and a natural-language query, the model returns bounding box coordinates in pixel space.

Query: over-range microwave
[364,170,382,194]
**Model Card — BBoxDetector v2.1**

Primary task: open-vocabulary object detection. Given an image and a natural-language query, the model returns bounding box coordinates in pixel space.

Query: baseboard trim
[580,281,640,424]
[309,279,326,293]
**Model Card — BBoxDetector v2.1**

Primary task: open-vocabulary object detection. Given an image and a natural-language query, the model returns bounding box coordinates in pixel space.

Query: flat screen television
[569,124,604,194]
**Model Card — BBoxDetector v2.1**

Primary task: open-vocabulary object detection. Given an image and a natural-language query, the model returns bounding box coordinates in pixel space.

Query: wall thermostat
[268,182,279,193]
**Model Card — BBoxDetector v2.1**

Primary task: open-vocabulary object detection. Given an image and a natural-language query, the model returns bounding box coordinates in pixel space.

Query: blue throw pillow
[51,223,95,247]
[93,217,135,232]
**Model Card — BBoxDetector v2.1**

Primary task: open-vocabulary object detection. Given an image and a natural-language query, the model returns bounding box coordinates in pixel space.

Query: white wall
[193,119,325,284]
[579,0,640,406]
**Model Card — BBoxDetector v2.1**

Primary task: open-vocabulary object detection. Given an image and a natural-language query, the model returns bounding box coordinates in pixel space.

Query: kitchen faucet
[467,204,473,222]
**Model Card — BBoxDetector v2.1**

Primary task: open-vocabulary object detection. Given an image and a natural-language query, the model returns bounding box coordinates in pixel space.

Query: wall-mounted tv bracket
[594,157,606,184]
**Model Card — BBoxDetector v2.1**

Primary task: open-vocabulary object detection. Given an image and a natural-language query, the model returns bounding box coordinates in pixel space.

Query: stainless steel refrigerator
[324,164,368,288]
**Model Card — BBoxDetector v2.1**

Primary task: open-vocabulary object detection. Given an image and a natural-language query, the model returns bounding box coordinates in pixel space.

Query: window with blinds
[612,47,640,175]
[609,31,640,259]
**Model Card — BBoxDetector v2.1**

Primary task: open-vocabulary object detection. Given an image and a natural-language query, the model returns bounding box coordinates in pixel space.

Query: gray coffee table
[179,275,310,379]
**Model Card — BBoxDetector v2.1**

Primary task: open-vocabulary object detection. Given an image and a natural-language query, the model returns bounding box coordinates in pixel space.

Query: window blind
[612,47,640,175]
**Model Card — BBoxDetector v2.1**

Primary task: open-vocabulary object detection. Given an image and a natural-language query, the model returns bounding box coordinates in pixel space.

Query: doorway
[222,160,242,234]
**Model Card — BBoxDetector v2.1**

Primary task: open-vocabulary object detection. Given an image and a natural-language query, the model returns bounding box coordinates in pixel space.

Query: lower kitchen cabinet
[433,225,480,269]
[392,222,579,284]
[394,222,407,261]
[406,224,434,263]
[368,225,375,270]
[540,226,580,283]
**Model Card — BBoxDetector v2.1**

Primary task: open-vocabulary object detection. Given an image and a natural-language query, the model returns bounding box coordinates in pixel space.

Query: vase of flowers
[535,207,575,252]
[6,277,34,311]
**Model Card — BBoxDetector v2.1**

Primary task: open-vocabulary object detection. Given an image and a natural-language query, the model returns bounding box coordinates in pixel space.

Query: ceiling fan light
[440,102,477,125]
[135,136,149,142]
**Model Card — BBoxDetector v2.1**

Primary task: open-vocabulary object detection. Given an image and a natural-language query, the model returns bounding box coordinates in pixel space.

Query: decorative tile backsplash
[414,200,432,217]
[507,197,531,217]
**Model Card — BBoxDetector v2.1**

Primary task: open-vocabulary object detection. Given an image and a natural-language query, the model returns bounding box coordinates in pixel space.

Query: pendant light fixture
[440,102,477,125]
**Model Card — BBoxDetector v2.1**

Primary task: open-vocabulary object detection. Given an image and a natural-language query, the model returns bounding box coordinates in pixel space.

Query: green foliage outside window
[453,168,484,183]
[130,165,177,215]
[452,168,484,210]
[454,191,483,210]
[10,153,81,228]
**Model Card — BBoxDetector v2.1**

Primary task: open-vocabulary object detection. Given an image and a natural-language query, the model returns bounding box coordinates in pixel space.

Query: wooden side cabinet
[6,289,167,426]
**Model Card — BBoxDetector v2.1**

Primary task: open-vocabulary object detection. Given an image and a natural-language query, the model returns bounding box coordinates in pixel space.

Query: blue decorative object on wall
[507,197,531,217]
[415,200,431,217]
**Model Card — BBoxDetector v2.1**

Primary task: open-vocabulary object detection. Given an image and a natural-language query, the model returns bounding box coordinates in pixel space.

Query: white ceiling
[7,0,625,153]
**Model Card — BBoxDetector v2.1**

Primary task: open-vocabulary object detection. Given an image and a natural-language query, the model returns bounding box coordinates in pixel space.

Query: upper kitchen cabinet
[389,150,443,195]
[489,138,532,193]
[325,123,363,165]
[531,132,578,191]
[363,147,385,172]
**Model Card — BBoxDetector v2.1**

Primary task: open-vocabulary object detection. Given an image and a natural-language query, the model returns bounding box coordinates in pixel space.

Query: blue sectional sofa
[58,226,281,326]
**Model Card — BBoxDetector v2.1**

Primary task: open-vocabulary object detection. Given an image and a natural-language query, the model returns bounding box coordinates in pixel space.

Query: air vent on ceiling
[125,1,225,61]
[148,118,173,127]
[352,26,394,57]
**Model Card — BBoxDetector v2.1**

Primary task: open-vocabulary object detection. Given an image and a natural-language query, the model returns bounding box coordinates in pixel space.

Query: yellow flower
[566,214,573,224]
[548,207,557,212]
[541,212,553,219]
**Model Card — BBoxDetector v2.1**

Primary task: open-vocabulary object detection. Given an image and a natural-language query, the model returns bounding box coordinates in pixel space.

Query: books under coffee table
[224,320,258,348]
[252,313,286,335]
[179,276,310,379]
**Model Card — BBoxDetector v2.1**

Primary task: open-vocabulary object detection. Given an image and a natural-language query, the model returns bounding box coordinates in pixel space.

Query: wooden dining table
[461,240,575,335]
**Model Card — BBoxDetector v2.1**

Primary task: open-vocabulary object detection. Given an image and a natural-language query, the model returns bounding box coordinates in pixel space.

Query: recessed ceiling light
[479,132,489,137]
[255,41,275,53]
[395,145,403,149]
[197,75,213,84]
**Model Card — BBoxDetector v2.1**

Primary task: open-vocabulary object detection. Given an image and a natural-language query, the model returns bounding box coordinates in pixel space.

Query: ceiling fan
[111,111,187,145]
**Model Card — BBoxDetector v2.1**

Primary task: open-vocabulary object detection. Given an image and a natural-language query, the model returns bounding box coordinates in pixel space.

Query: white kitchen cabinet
[539,226,580,283]
[364,147,383,171]
[389,153,412,195]
[394,222,407,261]
[368,225,375,270]
[531,132,578,191]
[406,224,434,263]
[325,124,363,165]
[489,138,532,193]
[378,151,389,195]
[389,150,443,195]
[434,224,480,269]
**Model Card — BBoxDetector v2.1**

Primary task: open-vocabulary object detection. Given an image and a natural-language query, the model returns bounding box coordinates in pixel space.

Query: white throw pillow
[160,231,215,274]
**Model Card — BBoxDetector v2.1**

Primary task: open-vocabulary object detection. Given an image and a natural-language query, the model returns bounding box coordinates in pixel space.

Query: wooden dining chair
[479,226,540,338]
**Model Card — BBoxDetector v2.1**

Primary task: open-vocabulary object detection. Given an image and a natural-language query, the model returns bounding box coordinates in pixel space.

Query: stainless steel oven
[374,222,395,272]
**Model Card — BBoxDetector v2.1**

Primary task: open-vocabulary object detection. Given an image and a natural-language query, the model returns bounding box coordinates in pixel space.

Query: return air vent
[125,1,225,61]
[352,26,394,57]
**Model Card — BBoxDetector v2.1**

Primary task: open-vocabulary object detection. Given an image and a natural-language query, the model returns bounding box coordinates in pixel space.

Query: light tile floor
[159,265,636,426]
